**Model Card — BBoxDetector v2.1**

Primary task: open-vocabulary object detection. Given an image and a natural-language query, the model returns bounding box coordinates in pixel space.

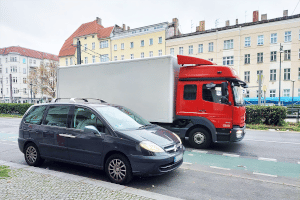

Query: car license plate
[174,153,183,163]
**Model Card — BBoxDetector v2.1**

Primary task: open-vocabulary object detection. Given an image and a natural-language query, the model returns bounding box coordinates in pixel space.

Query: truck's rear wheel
[189,128,211,149]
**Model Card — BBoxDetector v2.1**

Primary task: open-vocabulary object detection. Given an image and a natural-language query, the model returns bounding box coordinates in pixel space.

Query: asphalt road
[0,117,299,200]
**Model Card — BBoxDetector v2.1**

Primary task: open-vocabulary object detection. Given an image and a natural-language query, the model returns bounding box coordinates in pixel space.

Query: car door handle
[59,134,76,138]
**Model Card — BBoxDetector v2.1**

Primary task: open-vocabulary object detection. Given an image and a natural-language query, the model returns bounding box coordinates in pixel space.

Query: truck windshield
[232,83,245,106]
[95,106,151,131]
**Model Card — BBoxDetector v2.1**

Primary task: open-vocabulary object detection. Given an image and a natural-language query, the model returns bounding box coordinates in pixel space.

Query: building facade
[0,46,58,103]
[166,11,300,102]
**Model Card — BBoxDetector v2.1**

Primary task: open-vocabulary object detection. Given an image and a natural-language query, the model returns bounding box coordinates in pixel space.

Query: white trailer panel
[57,55,180,123]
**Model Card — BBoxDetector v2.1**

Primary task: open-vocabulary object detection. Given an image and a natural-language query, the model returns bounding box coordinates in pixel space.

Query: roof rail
[51,98,106,103]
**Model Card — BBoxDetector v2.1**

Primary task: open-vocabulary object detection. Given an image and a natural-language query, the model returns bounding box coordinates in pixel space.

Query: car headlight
[173,133,182,144]
[140,141,164,153]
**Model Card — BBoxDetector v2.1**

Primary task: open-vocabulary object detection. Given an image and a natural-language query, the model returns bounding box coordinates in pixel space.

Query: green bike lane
[183,150,300,179]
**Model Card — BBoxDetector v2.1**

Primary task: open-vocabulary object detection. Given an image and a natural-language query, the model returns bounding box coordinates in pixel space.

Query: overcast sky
[1,0,299,55]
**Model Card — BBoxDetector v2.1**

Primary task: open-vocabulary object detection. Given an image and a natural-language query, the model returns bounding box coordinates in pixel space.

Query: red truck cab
[174,55,247,149]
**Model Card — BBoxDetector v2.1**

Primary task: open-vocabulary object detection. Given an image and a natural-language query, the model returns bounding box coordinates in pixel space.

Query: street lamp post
[278,43,283,106]
[292,80,295,111]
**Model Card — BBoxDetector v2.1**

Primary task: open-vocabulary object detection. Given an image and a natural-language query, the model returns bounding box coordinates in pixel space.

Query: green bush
[0,103,33,115]
[246,105,286,126]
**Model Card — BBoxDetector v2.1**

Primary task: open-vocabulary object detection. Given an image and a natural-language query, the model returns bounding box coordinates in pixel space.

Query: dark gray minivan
[18,99,184,184]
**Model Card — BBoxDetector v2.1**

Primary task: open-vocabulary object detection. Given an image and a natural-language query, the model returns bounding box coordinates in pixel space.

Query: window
[100,40,108,48]
[270,51,277,61]
[188,45,193,55]
[114,56,117,61]
[223,56,234,65]
[284,50,291,60]
[244,54,250,64]
[158,50,162,56]
[92,42,95,50]
[121,43,124,50]
[257,35,264,45]
[244,71,250,82]
[0,67,2,74]
[92,55,95,63]
[23,68,26,74]
[29,59,32,64]
[141,52,144,58]
[130,42,134,48]
[299,49,300,59]
[11,66,17,73]
[284,31,291,42]
[299,68,300,80]
[208,58,213,61]
[149,51,153,57]
[101,54,109,62]
[202,84,223,104]
[245,37,251,47]
[270,89,276,97]
[71,107,104,131]
[121,55,124,60]
[85,57,88,64]
[270,33,277,44]
[257,52,263,63]
[184,85,197,100]
[24,106,47,125]
[149,38,153,45]
[141,40,144,47]
[256,90,263,97]
[224,39,233,49]
[6,68,8,73]
[208,42,214,52]
[6,77,8,84]
[130,54,134,59]
[44,106,70,127]
[84,44,87,51]
[65,58,68,66]
[198,44,203,53]
[245,90,250,98]
[257,70,263,82]
[23,88,27,94]
[158,37,162,44]
[12,77,17,83]
[170,48,174,56]
[23,58,26,64]
[33,60,36,64]
[0,88,2,94]
[70,58,73,65]
[179,47,183,55]
[23,78,27,84]
[283,89,290,97]
[10,56,17,62]
[270,69,276,81]
[284,68,290,80]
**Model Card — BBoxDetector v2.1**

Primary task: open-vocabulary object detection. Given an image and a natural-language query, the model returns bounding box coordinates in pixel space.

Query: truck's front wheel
[189,128,211,149]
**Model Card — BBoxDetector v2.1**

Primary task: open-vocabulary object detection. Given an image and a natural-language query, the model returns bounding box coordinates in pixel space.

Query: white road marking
[188,154,194,156]
[191,150,208,154]
[253,172,277,178]
[210,166,231,171]
[183,162,192,165]
[244,139,300,145]
[298,161,300,164]
[258,157,277,162]
[223,153,240,158]
[0,142,16,146]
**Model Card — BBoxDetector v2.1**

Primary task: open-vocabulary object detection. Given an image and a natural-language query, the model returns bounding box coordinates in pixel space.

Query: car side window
[44,106,70,127]
[184,85,197,100]
[24,106,47,125]
[202,84,223,104]
[72,107,105,132]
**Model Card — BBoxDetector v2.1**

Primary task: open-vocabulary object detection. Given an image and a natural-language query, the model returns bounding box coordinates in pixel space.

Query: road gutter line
[258,157,277,162]
[253,172,278,178]
[223,153,240,157]
[210,166,231,171]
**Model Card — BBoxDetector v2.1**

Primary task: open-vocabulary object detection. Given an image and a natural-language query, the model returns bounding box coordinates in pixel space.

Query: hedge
[0,103,33,115]
[246,105,286,126]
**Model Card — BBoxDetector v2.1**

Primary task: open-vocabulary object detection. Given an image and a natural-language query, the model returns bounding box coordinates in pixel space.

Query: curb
[0,160,182,200]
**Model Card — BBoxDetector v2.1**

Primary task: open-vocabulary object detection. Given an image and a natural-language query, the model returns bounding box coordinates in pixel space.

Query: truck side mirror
[221,82,229,104]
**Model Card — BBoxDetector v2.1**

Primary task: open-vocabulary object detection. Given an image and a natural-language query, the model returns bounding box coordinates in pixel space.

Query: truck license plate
[174,153,183,163]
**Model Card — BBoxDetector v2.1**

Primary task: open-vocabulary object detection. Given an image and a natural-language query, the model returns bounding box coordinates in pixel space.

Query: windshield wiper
[138,124,154,129]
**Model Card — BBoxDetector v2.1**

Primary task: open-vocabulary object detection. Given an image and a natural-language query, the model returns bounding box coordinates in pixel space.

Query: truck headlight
[173,133,182,144]
[140,141,164,153]
[236,130,243,138]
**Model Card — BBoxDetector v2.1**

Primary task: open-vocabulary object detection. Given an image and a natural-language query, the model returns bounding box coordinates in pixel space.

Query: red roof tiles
[0,46,58,61]
[59,20,114,57]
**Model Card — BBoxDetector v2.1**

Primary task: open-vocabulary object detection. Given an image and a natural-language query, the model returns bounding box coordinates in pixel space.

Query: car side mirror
[84,125,101,137]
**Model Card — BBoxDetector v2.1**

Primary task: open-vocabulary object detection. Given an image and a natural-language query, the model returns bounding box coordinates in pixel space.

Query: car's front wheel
[24,143,44,166]
[105,154,132,184]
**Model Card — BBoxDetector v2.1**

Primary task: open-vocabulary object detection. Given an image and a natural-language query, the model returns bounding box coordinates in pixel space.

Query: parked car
[18,98,184,184]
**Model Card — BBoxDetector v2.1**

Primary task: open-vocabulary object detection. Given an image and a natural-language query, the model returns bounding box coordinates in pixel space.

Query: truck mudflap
[216,125,246,143]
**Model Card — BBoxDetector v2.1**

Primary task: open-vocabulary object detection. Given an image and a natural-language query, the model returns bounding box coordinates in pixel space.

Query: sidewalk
[0,160,181,200]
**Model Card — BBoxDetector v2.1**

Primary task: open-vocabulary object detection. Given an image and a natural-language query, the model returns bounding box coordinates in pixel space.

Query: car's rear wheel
[24,143,44,166]
[105,154,132,184]
[189,128,212,149]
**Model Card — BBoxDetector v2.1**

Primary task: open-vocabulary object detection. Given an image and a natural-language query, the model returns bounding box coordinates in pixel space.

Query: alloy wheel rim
[108,159,126,182]
[26,146,37,164]
[194,132,205,144]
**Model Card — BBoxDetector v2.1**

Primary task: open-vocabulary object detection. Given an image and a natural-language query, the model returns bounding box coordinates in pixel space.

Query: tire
[189,128,212,149]
[24,143,44,166]
[105,154,133,184]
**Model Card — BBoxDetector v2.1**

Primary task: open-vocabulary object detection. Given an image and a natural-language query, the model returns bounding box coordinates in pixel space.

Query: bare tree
[28,60,57,100]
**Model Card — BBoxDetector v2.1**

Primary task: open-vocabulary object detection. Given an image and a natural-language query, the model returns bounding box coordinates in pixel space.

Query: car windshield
[95,106,151,131]
[232,82,245,106]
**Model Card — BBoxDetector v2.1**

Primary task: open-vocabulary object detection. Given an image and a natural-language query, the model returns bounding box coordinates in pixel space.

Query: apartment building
[0,46,58,103]
[166,11,300,100]
[59,18,180,66]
